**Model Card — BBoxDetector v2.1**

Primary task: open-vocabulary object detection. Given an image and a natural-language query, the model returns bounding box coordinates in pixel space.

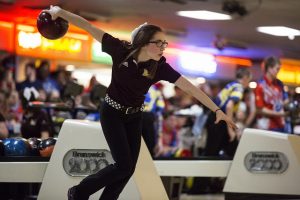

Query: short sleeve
[158,62,181,83]
[229,85,244,103]
[101,33,124,59]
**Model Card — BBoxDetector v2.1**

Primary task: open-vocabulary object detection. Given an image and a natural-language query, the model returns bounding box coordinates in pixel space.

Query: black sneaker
[67,186,76,200]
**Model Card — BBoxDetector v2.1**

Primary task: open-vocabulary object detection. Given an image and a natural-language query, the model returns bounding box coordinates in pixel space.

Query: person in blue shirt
[204,67,252,157]
[37,60,60,99]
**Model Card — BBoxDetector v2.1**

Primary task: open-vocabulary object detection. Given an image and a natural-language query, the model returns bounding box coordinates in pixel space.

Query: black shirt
[21,109,51,139]
[102,33,181,107]
[16,80,43,92]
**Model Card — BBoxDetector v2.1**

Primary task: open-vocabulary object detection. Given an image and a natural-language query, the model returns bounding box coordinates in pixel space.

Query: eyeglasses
[149,40,168,48]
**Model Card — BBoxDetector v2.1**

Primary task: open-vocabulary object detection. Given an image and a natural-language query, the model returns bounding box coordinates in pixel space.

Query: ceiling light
[177,10,231,20]
[257,26,300,39]
[179,51,217,74]
[66,65,75,71]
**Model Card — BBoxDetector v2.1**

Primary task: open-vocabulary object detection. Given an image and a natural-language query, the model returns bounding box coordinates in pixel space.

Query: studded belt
[104,94,144,114]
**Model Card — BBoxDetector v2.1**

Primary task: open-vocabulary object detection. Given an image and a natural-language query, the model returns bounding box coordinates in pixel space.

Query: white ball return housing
[0,119,299,200]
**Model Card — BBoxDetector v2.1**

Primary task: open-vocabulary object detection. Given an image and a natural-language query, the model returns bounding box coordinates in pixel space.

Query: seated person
[20,88,52,139]
[21,107,52,139]
[0,112,8,139]
[16,62,43,92]
[155,113,179,157]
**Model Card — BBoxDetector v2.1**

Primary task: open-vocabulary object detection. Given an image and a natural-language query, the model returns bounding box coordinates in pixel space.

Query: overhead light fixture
[257,26,300,40]
[179,51,217,74]
[177,10,231,20]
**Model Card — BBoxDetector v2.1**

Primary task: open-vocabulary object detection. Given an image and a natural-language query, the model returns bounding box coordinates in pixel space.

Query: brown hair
[263,56,281,73]
[236,67,252,79]
[120,24,163,79]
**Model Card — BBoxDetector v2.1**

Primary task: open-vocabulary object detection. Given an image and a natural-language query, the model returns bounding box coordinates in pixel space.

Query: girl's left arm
[174,76,238,130]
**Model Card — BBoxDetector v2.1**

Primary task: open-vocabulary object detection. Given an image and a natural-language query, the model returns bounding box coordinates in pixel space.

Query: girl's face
[143,31,168,61]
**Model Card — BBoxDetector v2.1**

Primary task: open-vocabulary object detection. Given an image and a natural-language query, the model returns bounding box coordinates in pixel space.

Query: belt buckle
[125,107,133,114]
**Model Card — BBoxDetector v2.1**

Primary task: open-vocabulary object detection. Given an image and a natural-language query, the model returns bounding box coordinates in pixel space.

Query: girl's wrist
[214,108,221,113]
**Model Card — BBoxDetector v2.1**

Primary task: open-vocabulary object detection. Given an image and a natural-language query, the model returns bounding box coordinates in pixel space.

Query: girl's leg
[99,112,143,200]
[73,104,136,199]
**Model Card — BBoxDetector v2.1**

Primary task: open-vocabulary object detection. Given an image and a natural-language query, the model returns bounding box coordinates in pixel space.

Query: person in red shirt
[255,56,289,133]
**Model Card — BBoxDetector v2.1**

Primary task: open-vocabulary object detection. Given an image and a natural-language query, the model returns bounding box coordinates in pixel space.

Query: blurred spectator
[177,115,195,155]
[155,113,178,157]
[53,68,71,93]
[37,89,47,102]
[0,112,8,139]
[167,86,184,106]
[255,56,289,133]
[7,90,23,121]
[21,107,52,139]
[89,77,107,108]
[20,89,52,139]
[37,60,60,99]
[0,55,16,93]
[243,88,256,128]
[16,62,43,92]
[192,83,212,155]
[204,67,252,157]
[85,75,99,93]
[48,89,61,102]
[235,101,247,138]
[209,82,221,100]
[142,84,165,157]
[0,67,15,94]
[166,86,189,111]
[81,93,97,109]
[188,68,251,195]
[0,91,9,118]
[6,90,23,136]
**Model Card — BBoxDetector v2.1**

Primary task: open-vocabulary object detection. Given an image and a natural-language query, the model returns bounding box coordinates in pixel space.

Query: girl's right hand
[42,5,61,20]
[215,109,238,131]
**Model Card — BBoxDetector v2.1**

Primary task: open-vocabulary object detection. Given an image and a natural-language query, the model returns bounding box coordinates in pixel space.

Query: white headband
[131,22,148,44]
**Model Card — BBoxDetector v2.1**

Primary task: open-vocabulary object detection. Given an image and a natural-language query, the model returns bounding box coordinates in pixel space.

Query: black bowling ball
[39,137,57,157]
[37,11,69,40]
[28,137,42,156]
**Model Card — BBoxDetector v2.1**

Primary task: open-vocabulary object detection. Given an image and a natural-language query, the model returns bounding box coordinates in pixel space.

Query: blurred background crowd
[1,54,299,161]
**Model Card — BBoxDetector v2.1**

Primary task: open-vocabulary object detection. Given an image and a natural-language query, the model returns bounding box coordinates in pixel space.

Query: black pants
[75,102,143,200]
[204,112,238,157]
[141,112,156,157]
